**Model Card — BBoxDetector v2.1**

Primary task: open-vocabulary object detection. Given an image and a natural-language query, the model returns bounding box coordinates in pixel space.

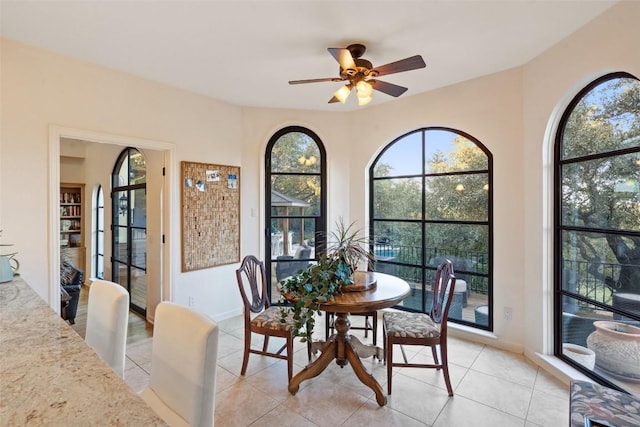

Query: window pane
[271,132,321,173]
[131,188,147,227]
[372,221,423,264]
[113,261,126,285]
[113,226,128,262]
[425,223,489,281]
[114,191,128,225]
[425,174,489,221]
[374,132,422,177]
[395,265,423,311]
[561,229,640,301]
[562,152,640,231]
[271,175,321,216]
[114,156,129,187]
[562,77,640,160]
[96,254,104,279]
[129,150,146,184]
[372,177,422,220]
[560,295,640,394]
[270,217,316,259]
[425,130,488,173]
[131,228,146,269]
[130,267,146,309]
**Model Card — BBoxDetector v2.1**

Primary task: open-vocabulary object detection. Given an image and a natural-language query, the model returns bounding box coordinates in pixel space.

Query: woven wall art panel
[181,161,240,272]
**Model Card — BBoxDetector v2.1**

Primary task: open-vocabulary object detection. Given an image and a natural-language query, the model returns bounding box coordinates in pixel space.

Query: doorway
[49,126,175,323]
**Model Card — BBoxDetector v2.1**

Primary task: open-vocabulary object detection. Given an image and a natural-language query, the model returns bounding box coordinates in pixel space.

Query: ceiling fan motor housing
[346,43,366,58]
[341,58,375,78]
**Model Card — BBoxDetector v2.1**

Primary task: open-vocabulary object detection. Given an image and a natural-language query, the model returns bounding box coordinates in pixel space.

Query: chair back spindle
[430,260,456,326]
[236,255,270,314]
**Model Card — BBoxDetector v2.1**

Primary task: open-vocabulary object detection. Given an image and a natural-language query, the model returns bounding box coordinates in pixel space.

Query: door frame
[48,126,175,323]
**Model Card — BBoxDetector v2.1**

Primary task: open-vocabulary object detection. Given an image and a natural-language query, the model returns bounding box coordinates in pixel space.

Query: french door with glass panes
[112,148,147,315]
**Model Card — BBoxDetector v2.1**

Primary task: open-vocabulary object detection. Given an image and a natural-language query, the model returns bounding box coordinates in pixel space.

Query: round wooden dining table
[287,271,410,406]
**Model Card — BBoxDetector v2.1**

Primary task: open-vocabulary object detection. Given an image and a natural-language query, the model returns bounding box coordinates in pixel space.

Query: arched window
[265,126,327,303]
[369,127,493,329]
[112,147,147,315]
[555,72,640,392]
[95,185,104,279]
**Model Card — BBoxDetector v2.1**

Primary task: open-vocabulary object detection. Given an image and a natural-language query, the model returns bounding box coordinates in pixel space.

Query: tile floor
[121,314,570,427]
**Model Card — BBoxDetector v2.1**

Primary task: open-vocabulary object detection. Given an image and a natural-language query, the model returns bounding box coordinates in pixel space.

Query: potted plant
[278,218,373,341]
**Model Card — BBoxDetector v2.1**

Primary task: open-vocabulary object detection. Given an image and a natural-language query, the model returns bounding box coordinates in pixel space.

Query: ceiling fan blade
[371,55,426,77]
[289,77,345,85]
[370,79,408,97]
[328,96,341,103]
[328,48,356,71]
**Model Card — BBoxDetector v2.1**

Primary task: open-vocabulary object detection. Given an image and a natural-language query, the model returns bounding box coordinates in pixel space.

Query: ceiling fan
[288,43,426,106]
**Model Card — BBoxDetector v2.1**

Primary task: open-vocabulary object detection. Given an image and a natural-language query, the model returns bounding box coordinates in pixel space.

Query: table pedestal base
[288,313,387,406]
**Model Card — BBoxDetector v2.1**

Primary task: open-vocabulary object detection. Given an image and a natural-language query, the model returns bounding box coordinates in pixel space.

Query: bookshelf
[60,183,85,279]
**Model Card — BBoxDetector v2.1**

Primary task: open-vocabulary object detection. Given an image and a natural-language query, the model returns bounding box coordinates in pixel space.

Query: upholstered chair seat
[382,311,441,339]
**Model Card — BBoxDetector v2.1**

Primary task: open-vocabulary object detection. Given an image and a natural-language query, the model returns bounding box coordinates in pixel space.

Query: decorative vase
[0,255,18,283]
[587,321,640,379]
[562,343,596,370]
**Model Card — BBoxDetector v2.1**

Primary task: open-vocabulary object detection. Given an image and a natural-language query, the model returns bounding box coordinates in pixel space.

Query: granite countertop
[0,278,166,426]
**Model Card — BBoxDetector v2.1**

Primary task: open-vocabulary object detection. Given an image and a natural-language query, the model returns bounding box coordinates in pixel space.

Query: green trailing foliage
[278,218,373,341]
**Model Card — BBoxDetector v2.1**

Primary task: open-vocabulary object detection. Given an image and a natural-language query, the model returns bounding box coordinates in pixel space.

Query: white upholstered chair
[141,301,219,427]
[84,279,129,378]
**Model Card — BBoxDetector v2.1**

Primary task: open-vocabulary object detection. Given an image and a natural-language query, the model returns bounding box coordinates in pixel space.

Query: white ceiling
[0,0,617,112]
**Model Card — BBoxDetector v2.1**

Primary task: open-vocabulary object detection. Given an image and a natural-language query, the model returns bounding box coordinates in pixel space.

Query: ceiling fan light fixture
[356,80,373,97]
[333,84,352,104]
[357,95,372,106]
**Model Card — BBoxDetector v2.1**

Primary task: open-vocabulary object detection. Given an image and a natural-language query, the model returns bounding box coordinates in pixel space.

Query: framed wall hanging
[181,161,240,272]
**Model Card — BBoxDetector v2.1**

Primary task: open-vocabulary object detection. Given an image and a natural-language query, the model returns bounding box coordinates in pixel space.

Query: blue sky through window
[378,129,469,177]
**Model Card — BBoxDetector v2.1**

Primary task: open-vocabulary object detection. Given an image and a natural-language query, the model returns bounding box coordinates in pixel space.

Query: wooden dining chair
[383,259,456,396]
[236,255,310,382]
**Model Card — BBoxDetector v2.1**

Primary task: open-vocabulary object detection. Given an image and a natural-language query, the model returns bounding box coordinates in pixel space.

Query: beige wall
[521,1,640,364]
[244,66,526,350]
[1,1,639,374]
[0,37,244,322]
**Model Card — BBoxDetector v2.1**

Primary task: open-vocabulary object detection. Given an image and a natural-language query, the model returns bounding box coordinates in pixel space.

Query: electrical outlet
[188,296,195,307]
[504,306,512,321]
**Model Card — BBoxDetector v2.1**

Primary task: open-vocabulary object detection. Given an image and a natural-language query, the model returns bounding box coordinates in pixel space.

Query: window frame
[369,126,493,330]
[553,72,640,392]
[95,185,104,280]
[265,126,327,303]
